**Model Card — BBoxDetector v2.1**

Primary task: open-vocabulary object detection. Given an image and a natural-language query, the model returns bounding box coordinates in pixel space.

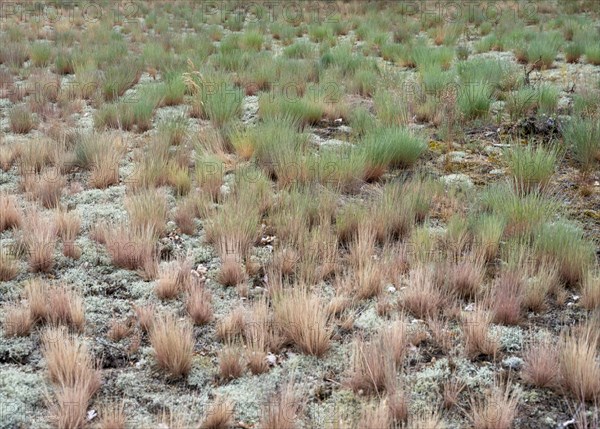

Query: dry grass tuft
[101,222,158,278]
[55,208,81,259]
[0,192,22,231]
[559,324,600,401]
[97,400,127,429]
[24,279,85,331]
[135,304,155,333]
[469,381,520,429]
[219,345,245,381]
[22,209,56,272]
[400,266,447,319]
[443,378,466,409]
[155,256,192,300]
[260,382,303,429]
[217,253,247,287]
[2,303,32,337]
[150,313,194,378]
[346,333,396,396]
[462,308,499,359]
[522,335,559,388]
[24,167,66,209]
[125,188,168,237]
[491,270,524,326]
[273,287,331,357]
[447,256,485,299]
[186,283,214,325]
[42,326,101,428]
[200,397,234,429]
[581,271,600,310]
[0,248,19,281]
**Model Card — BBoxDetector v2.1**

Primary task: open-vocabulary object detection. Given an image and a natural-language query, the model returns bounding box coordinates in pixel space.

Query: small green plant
[584,45,600,66]
[458,81,493,120]
[565,42,584,63]
[537,84,559,115]
[525,32,562,69]
[361,127,427,181]
[504,143,557,194]
[505,88,538,121]
[534,221,595,285]
[562,117,600,170]
[30,42,52,67]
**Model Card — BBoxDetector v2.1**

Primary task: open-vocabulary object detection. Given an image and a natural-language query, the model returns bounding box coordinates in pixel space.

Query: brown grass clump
[522,336,560,388]
[406,410,446,429]
[155,256,192,300]
[55,208,81,259]
[97,400,127,429]
[523,260,558,312]
[24,279,85,331]
[273,287,331,357]
[400,266,447,319]
[447,256,485,299]
[135,304,155,333]
[216,306,247,343]
[260,382,303,429]
[125,188,168,237]
[22,209,56,272]
[186,283,214,325]
[2,303,32,337]
[107,318,132,342]
[0,248,18,281]
[0,192,22,231]
[559,324,600,401]
[581,271,600,310]
[462,308,499,359]
[174,197,197,235]
[469,381,520,429]
[218,345,245,381]
[357,400,391,429]
[101,222,158,278]
[346,334,396,396]
[25,167,66,209]
[150,313,194,378]
[491,270,524,326]
[200,397,234,429]
[443,378,466,409]
[42,327,101,428]
[217,253,247,287]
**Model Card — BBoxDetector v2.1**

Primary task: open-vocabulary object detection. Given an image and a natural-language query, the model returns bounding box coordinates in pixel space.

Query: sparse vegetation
[1,4,600,427]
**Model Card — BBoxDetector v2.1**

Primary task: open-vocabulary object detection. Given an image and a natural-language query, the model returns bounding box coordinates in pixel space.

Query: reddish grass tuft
[260,382,303,429]
[186,283,214,325]
[42,326,101,428]
[24,279,85,331]
[462,308,499,360]
[273,287,331,357]
[101,222,158,278]
[400,266,447,319]
[522,336,560,388]
[0,248,18,281]
[218,345,245,381]
[200,397,234,429]
[150,313,194,378]
[559,324,600,401]
[22,209,56,273]
[491,270,524,326]
[0,192,21,231]
[469,381,520,429]
[2,303,33,337]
